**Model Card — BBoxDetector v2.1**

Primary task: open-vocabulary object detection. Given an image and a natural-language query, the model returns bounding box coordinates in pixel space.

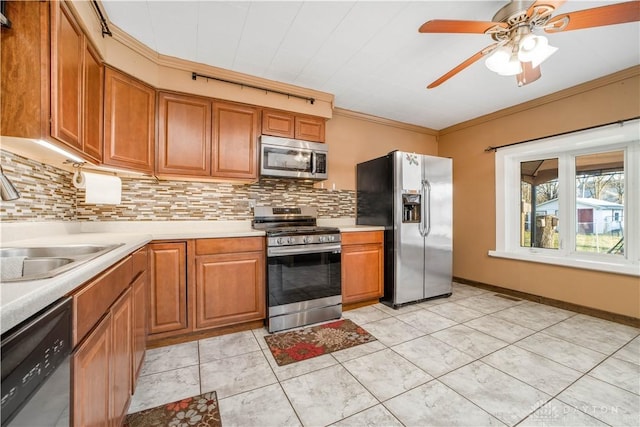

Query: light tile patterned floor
[129,283,640,427]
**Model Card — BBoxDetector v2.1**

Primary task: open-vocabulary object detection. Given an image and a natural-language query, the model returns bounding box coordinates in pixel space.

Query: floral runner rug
[264,319,377,366]
[124,391,221,427]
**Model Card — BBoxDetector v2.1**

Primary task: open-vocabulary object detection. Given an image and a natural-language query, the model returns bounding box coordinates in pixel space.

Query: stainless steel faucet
[0,165,21,201]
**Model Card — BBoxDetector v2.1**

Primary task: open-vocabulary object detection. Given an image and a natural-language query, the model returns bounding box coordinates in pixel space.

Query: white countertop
[1,233,151,334]
[0,219,384,334]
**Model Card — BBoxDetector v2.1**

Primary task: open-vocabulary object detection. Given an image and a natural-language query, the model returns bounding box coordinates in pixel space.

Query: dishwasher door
[1,297,72,426]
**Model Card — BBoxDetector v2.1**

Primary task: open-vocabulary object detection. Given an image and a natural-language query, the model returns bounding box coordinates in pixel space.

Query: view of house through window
[575,151,624,255]
[520,158,559,249]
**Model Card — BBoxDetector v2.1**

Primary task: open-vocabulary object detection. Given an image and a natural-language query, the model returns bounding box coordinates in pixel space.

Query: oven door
[267,244,341,317]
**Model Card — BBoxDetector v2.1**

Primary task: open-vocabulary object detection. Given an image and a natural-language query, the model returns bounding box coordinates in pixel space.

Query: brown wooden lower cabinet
[195,251,265,329]
[110,288,132,426]
[131,271,148,388]
[71,245,148,427]
[148,242,188,337]
[72,313,111,427]
[341,231,384,304]
[72,288,132,427]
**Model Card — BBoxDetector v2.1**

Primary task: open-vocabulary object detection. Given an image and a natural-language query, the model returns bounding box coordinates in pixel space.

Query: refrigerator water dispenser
[402,194,421,223]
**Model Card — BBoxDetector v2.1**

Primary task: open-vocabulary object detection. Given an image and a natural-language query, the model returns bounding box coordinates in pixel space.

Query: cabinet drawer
[196,237,264,255]
[341,231,383,246]
[132,246,147,279]
[72,256,132,347]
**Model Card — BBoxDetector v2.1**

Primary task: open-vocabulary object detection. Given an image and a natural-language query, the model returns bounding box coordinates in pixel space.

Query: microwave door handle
[310,152,316,175]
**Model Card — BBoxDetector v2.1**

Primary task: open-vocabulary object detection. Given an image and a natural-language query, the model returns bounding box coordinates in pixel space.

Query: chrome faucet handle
[0,165,21,201]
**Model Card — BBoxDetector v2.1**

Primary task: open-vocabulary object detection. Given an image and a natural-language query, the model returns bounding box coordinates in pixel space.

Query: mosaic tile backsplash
[1,150,355,222]
[1,151,76,221]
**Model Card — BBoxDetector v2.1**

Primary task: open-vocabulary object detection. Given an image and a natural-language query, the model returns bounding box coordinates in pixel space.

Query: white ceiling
[100,1,640,130]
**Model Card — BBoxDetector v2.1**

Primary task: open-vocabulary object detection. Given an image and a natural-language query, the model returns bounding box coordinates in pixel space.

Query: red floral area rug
[264,319,376,366]
[123,391,221,427]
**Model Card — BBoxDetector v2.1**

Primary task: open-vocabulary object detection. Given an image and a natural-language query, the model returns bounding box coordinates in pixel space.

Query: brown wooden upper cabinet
[156,93,259,181]
[1,0,103,163]
[104,67,155,173]
[157,92,212,177]
[212,101,260,180]
[48,0,105,162]
[262,108,325,143]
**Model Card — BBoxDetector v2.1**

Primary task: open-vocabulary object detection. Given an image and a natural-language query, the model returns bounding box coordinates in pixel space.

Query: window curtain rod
[191,72,315,105]
[484,116,640,153]
[91,0,112,37]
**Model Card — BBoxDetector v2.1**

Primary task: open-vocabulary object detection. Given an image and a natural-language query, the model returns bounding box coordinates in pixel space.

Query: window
[492,120,640,276]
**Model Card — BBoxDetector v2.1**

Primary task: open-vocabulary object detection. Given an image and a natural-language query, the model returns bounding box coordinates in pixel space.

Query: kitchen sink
[0,243,124,282]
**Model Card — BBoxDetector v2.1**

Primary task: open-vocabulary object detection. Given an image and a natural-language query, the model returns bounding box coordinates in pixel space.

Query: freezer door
[422,155,453,298]
[394,152,425,305]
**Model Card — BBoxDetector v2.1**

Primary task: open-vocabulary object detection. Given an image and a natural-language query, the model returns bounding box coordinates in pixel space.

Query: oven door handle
[268,244,341,257]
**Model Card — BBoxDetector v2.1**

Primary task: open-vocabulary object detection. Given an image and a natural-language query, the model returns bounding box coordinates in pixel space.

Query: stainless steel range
[252,207,342,333]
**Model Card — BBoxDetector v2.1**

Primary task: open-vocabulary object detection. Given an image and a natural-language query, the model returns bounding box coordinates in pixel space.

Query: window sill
[488,250,640,277]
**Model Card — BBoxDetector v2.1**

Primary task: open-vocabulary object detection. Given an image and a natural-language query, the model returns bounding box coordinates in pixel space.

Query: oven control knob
[328,235,335,242]
[318,236,326,243]
[276,237,285,245]
[302,236,311,244]
[286,237,295,245]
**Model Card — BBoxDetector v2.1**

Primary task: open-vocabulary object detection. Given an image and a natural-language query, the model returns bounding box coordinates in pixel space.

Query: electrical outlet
[248,199,256,208]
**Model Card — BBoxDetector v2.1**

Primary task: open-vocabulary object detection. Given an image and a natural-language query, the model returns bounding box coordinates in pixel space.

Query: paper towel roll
[73,171,122,205]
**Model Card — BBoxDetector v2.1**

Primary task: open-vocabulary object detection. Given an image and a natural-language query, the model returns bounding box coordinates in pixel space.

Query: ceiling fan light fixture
[486,45,523,76]
[497,55,523,76]
[485,45,512,73]
[518,34,558,67]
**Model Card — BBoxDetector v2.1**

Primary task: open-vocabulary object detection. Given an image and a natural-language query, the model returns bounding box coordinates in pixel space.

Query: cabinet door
[342,243,383,304]
[104,67,155,173]
[0,0,49,139]
[157,92,212,176]
[261,109,294,138]
[72,313,111,427]
[131,271,148,388]
[110,289,132,427]
[212,101,259,180]
[295,115,325,142]
[50,0,83,150]
[82,41,103,163]
[195,252,265,329]
[148,242,188,335]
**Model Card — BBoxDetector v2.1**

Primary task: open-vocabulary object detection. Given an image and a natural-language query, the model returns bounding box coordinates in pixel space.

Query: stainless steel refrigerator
[356,151,452,308]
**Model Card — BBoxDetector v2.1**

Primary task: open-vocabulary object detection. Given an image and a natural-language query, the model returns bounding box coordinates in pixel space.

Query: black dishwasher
[1,297,72,426]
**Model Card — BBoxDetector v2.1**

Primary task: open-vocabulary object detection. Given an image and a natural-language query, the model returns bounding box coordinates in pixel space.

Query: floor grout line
[130,285,639,426]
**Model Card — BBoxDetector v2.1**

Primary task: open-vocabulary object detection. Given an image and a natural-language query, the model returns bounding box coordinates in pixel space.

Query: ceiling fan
[419,1,640,88]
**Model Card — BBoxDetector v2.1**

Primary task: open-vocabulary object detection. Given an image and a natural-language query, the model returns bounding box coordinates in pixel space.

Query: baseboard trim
[146,320,265,349]
[453,277,639,328]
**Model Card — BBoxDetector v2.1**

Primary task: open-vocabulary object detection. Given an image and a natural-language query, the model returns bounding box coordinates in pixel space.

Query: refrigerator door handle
[418,180,425,237]
[423,179,432,237]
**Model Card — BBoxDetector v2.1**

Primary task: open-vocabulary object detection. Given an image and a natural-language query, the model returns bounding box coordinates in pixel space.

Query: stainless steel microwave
[260,135,328,180]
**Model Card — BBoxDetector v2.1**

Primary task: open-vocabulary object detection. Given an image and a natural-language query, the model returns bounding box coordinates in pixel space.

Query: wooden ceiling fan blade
[427,43,498,89]
[419,19,507,34]
[545,1,640,32]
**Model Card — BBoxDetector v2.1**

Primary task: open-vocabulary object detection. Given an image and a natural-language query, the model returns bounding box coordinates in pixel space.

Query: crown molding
[333,108,438,136]
[439,65,640,136]
[109,24,334,105]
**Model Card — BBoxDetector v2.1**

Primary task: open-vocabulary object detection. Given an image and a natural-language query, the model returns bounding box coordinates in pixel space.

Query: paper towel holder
[69,161,88,189]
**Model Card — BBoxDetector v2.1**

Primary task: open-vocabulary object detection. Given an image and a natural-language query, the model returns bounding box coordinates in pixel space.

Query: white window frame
[491,119,640,277]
